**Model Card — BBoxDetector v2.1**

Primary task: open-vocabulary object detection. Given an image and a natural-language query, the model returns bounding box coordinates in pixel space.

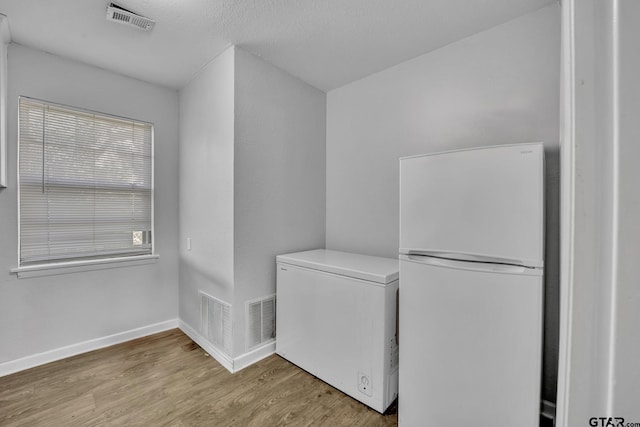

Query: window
[18,97,153,266]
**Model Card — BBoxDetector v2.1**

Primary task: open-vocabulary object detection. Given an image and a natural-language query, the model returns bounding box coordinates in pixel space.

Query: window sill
[10,254,160,279]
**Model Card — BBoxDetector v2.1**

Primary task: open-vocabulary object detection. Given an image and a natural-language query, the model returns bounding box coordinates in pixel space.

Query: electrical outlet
[358,372,372,397]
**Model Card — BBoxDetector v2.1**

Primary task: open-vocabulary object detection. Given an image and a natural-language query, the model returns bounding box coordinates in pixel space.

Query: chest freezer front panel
[276,262,398,413]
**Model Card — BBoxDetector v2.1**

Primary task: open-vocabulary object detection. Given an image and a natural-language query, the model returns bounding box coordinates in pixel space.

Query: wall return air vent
[200,292,232,357]
[106,3,155,31]
[246,295,276,351]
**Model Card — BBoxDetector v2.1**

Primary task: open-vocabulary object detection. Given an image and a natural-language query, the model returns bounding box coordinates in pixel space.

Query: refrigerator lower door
[399,257,543,427]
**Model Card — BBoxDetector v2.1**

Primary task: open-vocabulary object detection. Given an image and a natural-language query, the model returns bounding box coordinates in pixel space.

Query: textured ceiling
[0,0,555,91]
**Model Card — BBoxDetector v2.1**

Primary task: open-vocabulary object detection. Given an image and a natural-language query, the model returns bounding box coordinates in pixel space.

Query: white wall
[0,15,8,188]
[233,48,326,356]
[557,0,616,421]
[558,0,640,423]
[178,47,325,361]
[0,44,179,363]
[326,4,560,402]
[612,0,640,415]
[178,47,235,330]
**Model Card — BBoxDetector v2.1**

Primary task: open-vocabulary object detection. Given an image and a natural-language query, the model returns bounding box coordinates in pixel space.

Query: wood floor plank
[0,329,397,426]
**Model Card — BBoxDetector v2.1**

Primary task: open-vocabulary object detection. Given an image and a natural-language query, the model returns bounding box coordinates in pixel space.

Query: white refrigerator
[398,143,544,427]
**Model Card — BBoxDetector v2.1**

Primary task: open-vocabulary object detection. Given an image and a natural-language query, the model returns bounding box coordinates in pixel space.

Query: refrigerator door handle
[400,249,525,267]
[400,253,540,275]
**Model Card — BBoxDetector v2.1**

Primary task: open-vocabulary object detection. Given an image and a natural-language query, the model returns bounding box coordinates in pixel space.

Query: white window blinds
[18,97,153,266]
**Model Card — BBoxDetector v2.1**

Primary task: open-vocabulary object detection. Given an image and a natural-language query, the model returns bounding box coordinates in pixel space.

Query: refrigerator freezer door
[398,258,543,427]
[400,143,544,268]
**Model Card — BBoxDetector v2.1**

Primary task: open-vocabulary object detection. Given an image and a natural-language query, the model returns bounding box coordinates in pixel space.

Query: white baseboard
[178,320,234,373]
[0,317,276,378]
[0,319,179,377]
[233,341,276,372]
[177,320,275,373]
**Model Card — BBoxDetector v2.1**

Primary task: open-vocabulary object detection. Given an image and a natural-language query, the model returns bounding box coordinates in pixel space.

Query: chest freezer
[276,249,399,413]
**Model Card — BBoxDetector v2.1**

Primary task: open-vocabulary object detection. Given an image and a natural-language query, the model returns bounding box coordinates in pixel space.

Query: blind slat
[18,97,154,266]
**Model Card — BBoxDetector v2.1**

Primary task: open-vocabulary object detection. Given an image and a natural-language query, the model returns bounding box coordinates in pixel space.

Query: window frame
[12,96,157,277]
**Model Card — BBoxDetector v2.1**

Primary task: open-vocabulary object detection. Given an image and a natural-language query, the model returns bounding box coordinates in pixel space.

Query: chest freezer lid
[276,249,399,284]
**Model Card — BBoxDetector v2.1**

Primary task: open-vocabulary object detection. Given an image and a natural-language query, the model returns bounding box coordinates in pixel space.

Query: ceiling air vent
[106,3,155,31]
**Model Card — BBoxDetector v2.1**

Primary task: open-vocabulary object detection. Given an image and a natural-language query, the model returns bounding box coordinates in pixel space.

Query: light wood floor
[0,329,398,426]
